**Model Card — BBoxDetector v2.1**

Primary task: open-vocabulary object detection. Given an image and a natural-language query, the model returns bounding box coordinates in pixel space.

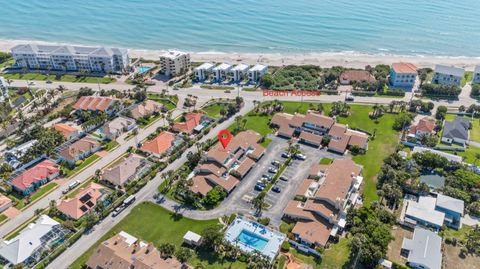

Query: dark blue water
[1,0,479,56]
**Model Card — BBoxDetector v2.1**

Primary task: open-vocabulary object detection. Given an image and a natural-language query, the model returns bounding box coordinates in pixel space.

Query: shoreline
[0,39,479,70]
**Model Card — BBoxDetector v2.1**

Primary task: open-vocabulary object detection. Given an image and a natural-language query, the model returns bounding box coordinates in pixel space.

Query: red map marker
[218,129,232,149]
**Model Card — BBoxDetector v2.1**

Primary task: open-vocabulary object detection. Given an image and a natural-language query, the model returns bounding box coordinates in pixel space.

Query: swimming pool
[224,217,286,262]
[237,229,268,251]
[137,66,152,75]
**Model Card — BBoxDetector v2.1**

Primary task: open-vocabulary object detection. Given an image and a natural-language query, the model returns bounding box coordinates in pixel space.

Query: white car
[295,154,306,160]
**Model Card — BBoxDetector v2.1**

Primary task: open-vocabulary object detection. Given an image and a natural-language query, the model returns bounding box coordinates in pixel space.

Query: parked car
[271,160,281,167]
[279,176,288,181]
[268,167,278,173]
[262,174,273,180]
[345,96,354,102]
[46,80,53,84]
[255,184,265,191]
[224,90,231,93]
[281,152,291,158]
[295,154,307,160]
[112,206,125,217]
[272,186,281,193]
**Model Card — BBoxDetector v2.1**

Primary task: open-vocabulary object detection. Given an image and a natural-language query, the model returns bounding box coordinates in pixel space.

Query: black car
[279,176,288,181]
[281,152,291,158]
[272,186,281,193]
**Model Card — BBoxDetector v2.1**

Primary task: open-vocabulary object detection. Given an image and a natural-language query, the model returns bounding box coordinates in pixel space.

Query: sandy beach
[1,39,478,70]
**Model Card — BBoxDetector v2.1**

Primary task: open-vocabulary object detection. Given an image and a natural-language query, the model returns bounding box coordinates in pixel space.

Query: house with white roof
[435,193,464,229]
[473,65,480,84]
[411,147,463,163]
[213,63,233,81]
[10,44,129,73]
[248,64,268,82]
[432,64,464,86]
[194,62,215,81]
[401,227,442,269]
[231,63,250,82]
[404,194,464,230]
[0,215,68,265]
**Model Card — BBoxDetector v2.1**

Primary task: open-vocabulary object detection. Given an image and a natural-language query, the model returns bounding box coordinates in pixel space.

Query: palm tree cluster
[253,100,284,115]
[329,101,350,117]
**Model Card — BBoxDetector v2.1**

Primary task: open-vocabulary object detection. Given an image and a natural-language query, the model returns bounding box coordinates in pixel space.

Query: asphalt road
[7,78,478,109]
[46,102,254,269]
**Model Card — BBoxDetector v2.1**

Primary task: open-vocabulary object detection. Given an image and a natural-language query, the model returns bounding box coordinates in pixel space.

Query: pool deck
[224,217,286,262]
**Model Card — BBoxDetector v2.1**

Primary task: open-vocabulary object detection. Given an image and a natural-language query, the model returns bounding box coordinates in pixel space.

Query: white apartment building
[213,63,232,81]
[159,50,191,77]
[231,64,249,82]
[11,44,129,74]
[432,64,464,86]
[248,64,268,82]
[473,65,480,84]
[194,62,215,81]
[0,77,8,102]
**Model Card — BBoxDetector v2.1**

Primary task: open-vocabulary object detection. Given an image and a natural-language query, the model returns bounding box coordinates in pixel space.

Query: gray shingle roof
[435,64,465,77]
[402,227,442,269]
[442,117,470,140]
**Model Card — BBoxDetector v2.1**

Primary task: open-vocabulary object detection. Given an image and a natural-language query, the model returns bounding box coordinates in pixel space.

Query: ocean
[1,0,479,57]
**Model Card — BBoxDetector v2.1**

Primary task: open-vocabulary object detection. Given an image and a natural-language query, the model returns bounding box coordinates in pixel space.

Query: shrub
[258,217,270,226]
[281,241,290,251]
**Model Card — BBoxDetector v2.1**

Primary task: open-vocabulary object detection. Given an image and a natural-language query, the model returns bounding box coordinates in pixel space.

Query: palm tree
[158,243,175,258]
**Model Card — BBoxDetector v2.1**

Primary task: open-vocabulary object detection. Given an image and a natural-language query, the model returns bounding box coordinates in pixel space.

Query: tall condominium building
[10,44,129,74]
[159,50,191,77]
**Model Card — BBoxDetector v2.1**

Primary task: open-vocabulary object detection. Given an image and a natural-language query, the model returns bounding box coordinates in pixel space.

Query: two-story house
[432,65,464,86]
[390,62,417,88]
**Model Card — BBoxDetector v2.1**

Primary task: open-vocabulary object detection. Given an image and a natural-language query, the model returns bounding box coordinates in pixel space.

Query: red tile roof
[392,62,417,74]
[57,183,105,219]
[73,96,120,112]
[340,70,376,82]
[173,113,204,133]
[53,123,78,138]
[10,160,59,191]
[140,131,175,156]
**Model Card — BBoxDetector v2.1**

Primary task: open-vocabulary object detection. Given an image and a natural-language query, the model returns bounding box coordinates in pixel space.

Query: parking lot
[237,136,343,226]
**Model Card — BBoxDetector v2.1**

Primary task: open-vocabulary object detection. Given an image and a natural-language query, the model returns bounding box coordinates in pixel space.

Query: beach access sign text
[262,90,321,96]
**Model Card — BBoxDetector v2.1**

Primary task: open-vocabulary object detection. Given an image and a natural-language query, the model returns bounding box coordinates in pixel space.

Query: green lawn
[156,99,176,110]
[30,182,58,202]
[70,202,246,269]
[261,137,273,148]
[104,140,119,151]
[138,114,163,128]
[461,71,473,87]
[0,59,14,68]
[443,145,480,164]
[0,214,7,223]
[200,85,235,90]
[290,238,351,269]
[243,87,257,92]
[202,103,226,119]
[2,73,116,84]
[62,154,101,177]
[319,158,333,165]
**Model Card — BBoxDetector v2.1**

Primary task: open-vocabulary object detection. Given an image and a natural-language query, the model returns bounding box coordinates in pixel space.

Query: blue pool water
[237,229,268,251]
[137,66,152,75]
[0,0,479,56]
